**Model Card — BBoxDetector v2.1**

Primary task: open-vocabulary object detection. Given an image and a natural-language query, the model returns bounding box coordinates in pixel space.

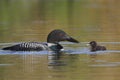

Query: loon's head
[47,29,79,43]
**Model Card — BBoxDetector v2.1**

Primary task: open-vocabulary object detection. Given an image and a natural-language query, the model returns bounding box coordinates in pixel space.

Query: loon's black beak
[66,36,79,43]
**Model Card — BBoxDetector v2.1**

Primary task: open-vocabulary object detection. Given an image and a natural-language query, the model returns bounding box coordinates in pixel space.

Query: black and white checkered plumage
[3,42,48,51]
[2,29,79,51]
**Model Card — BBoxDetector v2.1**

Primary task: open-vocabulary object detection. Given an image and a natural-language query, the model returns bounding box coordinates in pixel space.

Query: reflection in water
[0,47,120,80]
[89,53,97,62]
[0,42,120,80]
[48,51,66,66]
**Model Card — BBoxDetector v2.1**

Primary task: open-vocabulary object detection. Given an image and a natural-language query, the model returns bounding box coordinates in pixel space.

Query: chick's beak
[86,43,90,46]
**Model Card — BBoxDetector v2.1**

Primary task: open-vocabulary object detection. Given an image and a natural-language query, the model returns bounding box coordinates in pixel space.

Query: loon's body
[2,29,79,51]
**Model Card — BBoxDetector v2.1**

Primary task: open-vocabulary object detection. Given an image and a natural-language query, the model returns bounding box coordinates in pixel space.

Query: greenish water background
[0,0,119,42]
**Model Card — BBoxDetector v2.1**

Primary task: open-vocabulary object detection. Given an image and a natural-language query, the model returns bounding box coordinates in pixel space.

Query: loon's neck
[47,43,57,47]
[47,43,63,51]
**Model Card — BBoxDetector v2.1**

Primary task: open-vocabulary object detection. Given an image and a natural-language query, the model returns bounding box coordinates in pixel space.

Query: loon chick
[88,41,106,52]
[2,29,79,51]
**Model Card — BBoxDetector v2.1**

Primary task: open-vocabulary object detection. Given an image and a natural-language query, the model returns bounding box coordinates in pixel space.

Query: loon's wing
[2,42,48,51]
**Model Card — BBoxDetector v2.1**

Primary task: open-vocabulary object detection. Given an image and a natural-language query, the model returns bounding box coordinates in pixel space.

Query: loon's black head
[47,29,79,43]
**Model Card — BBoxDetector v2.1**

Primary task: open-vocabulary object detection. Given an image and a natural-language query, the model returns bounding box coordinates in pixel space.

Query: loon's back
[2,42,48,51]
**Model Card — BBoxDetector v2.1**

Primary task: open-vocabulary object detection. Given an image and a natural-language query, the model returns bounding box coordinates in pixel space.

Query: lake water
[0,0,120,80]
[0,42,120,80]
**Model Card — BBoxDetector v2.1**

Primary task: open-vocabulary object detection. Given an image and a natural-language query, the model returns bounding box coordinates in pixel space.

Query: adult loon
[88,41,106,51]
[2,29,79,51]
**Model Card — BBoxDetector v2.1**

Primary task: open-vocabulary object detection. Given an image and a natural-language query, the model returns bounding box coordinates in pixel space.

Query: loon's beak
[66,36,79,43]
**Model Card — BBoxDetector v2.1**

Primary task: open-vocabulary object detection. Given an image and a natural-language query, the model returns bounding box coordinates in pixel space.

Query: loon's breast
[2,42,49,51]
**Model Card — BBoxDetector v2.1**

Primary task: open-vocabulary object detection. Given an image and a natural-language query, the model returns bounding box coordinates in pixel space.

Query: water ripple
[89,62,120,67]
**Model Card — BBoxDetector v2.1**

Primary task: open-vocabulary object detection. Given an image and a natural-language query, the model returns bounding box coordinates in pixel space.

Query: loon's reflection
[48,51,66,66]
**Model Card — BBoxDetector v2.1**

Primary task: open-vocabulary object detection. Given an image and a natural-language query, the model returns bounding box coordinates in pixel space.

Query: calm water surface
[0,42,120,80]
[0,0,120,80]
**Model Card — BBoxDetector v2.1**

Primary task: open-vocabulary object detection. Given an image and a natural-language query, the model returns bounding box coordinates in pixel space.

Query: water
[0,0,120,80]
[0,42,120,80]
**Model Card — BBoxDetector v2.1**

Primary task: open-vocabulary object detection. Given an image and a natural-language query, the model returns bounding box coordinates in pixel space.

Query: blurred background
[0,0,119,43]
